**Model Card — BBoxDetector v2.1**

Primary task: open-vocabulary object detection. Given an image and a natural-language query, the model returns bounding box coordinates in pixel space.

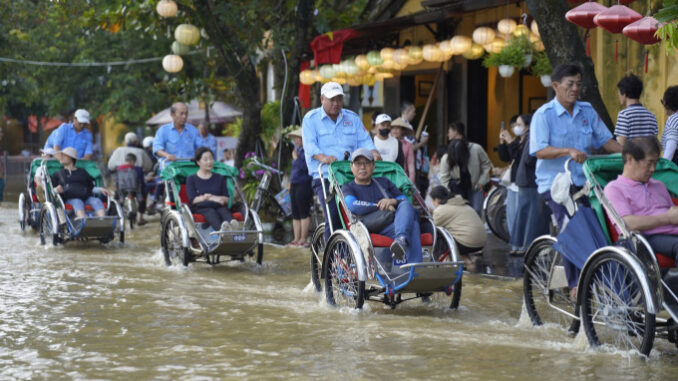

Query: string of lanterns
[156,0,203,73]
[299,18,545,86]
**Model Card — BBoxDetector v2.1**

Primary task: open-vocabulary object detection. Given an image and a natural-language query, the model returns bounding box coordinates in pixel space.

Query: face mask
[378,128,390,137]
[512,125,526,136]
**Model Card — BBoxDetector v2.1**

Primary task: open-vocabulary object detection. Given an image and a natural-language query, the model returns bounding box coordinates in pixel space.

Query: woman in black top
[52,147,109,218]
[185,147,235,232]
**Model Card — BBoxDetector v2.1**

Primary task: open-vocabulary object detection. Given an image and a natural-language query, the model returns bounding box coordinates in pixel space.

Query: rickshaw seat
[177,185,244,223]
[64,202,108,212]
[369,233,433,247]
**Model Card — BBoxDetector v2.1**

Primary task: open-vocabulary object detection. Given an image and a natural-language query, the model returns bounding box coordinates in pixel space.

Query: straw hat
[288,127,303,139]
[390,117,414,134]
[61,147,79,160]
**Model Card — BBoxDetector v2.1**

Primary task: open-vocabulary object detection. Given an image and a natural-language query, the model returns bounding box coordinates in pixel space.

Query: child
[116,153,147,225]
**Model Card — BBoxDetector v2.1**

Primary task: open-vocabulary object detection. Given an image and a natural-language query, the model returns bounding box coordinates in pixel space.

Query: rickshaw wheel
[18,193,27,232]
[523,236,575,327]
[309,223,325,292]
[255,243,264,265]
[450,279,463,309]
[162,215,190,266]
[580,250,656,356]
[483,186,510,242]
[323,234,364,309]
[39,207,58,246]
[433,228,463,309]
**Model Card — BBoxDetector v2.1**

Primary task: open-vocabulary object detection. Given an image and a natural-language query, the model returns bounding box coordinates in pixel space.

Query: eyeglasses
[352,160,373,167]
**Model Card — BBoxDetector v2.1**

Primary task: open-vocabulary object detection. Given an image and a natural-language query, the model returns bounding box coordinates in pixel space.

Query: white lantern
[472,27,496,45]
[497,19,517,35]
[484,37,505,54]
[156,0,178,18]
[355,55,370,70]
[333,63,347,78]
[439,40,454,56]
[299,69,315,85]
[175,24,200,46]
[422,44,443,62]
[450,36,472,55]
[319,64,335,79]
[392,49,409,65]
[380,47,395,61]
[171,41,190,55]
[463,43,485,60]
[531,20,540,38]
[382,59,396,69]
[343,59,359,75]
[162,54,183,73]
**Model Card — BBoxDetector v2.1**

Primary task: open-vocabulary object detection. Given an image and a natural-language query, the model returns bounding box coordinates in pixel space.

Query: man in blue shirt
[53,109,94,159]
[302,81,381,240]
[152,102,200,169]
[196,122,217,157]
[342,148,421,264]
[530,63,621,293]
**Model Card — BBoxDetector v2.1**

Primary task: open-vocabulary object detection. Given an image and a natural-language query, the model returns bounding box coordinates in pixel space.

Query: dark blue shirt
[186,172,229,209]
[342,177,406,215]
[290,147,312,184]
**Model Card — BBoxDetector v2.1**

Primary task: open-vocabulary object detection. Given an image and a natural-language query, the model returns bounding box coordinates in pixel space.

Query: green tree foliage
[657,0,678,53]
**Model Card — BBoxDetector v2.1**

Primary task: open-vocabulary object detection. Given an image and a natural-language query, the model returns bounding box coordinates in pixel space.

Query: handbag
[357,179,396,233]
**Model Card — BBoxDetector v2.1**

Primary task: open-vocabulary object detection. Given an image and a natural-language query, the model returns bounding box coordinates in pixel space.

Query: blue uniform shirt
[196,133,217,157]
[530,98,613,193]
[152,122,200,165]
[53,123,93,158]
[302,107,376,179]
[43,130,58,151]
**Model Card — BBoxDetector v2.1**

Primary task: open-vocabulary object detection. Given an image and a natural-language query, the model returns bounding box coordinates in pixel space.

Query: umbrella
[553,206,609,271]
[145,99,242,125]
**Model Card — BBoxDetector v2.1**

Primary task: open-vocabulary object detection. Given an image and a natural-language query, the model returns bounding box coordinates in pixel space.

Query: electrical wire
[0,51,199,67]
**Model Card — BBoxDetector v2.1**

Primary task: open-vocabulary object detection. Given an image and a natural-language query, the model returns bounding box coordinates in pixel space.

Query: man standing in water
[302,81,381,240]
[153,102,200,169]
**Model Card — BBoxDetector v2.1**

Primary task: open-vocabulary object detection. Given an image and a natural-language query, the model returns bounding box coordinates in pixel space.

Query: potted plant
[482,42,524,78]
[510,33,535,67]
[531,52,553,87]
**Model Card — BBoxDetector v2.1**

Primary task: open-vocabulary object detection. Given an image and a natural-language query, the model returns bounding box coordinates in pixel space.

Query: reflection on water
[0,203,677,379]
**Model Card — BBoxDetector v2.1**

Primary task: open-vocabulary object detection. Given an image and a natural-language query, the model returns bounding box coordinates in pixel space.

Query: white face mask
[512,125,526,136]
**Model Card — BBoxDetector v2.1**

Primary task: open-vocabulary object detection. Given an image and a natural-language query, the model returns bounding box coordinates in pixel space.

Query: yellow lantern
[472,27,495,45]
[392,49,409,65]
[408,46,423,61]
[171,41,190,55]
[463,43,485,60]
[394,62,408,70]
[531,20,540,38]
[439,40,454,56]
[162,54,183,73]
[380,47,395,61]
[319,64,335,79]
[343,59,359,75]
[299,69,315,85]
[513,24,529,38]
[332,77,347,85]
[533,39,545,52]
[364,74,377,87]
[347,77,361,87]
[497,19,517,35]
[484,37,505,54]
[529,33,540,44]
[313,69,323,82]
[422,44,443,62]
[450,36,472,55]
[156,0,178,18]
[355,55,370,70]
[332,63,346,78]
[375,72,394,81]
[175,24,200,46]
[366,50,383,66]
[382,59,396,69]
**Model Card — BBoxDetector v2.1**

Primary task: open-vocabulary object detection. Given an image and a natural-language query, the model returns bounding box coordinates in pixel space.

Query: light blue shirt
[530,98,613,193]
[52,123,93,158]
[153,122,200,166]
[302,107,376,179]
[196,133,217,157]
[43,130,57,151]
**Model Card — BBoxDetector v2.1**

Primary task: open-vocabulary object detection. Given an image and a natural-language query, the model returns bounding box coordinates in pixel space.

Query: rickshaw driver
[341,148,422,264]
[604,137,678,262]
[153,102,201,170]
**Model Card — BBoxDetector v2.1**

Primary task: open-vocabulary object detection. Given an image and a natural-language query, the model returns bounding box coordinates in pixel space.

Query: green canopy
[328,160,414,202]
[31,159,104,187]
[161,161,239,208]
[583,154,678,242]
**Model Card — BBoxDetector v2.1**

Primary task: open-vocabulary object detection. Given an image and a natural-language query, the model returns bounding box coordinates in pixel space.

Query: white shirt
[373,135,399,162]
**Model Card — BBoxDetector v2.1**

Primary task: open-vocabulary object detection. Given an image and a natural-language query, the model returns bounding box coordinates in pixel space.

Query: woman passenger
[51,147,109,218]
[429,186,486,255]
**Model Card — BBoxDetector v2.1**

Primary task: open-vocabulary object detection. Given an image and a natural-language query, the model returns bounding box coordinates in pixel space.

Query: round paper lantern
[408,46,423,61]
[171,41,190,55]
[313,70,324,82]
[623,16,661,45]
[332,63,347,78]
[319,64,335,79]
[381,59,396,69]
[497,19,517,35]
[156,0,178,18]
[175,24,200,46]
[463,43,485,60]
[332,77,347,85]
[346,77,361,87]
[484,37,505,54]
[393,49,409,65]
[355,55,370,70]
[533,39,545,52]
[422,44,443,62]
[439,40,454,55]
[343,59,359,75]
[593,5,641,34]
[375,72,394,81]
[513,24,530,38]
[450,35,472,55]
[531,20,540,37]
[299,69,315,85]
[380,47,395,61]
[473,27,496,45]
[566,2,607,29]
[364,74,377,87]
[366,50,383,66]
[162,54,183,73]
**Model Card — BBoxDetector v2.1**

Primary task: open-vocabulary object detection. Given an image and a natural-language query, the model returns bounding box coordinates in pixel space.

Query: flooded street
[1,202,678,380]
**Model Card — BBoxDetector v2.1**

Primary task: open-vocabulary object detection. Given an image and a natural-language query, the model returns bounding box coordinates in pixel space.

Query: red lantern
[566,2,607,29]
[623,16,661,45]
[593,5,642,34]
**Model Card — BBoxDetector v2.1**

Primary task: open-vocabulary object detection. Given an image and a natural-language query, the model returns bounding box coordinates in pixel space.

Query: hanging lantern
[622,16,661,44]
[450,36,472,55]
[375,72,394,81]
[346,77,361,87]
[531,20,540,37]
[299,69,315,85]
[162,54,183,73]
[332,77,347,85]
[566,2,607,29]
[513,24,530,38]
[174,24,201,46]
[472,27,496,45]
[156,0,178,18]
[171,41,190,55]
[422,44,443,62]
[484,37,506,54]
[364,74,377,87]
[343,59,359,75]
[313,69,324,82]
[497,19,517,35]
[355,55,370,70]
[394,62,408,70]
[408,46,423,61]
[533,39,545,52]
[439,40,454,56]
[463,44,485,60]
[593,5,641,34]
[319,64,335,79]
[382,59,396,69]
[380,47,395,61]
[366,50,383,66]
[332,63,347,78]
[393,49,409,65]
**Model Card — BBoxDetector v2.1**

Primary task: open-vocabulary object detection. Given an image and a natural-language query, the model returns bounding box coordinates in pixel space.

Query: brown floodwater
[1,202,678,380]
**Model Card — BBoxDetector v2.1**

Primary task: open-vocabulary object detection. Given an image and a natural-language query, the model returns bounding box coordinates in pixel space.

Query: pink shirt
[604,174,678,236]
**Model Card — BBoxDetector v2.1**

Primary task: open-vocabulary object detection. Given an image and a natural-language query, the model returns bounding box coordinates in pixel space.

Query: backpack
[117,165,139,193]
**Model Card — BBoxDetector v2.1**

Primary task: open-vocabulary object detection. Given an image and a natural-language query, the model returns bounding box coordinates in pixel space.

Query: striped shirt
[614,103,658,138]
[661,113,678,160]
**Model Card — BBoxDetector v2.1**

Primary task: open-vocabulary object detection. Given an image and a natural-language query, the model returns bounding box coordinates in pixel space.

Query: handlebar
[251,158,283,175]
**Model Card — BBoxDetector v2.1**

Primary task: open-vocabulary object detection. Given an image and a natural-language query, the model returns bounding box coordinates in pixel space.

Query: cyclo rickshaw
[159,161,265,267]
[34,159,125,245]
[523,154,678,356]
[18,157,51,232]
[309,160,463,310]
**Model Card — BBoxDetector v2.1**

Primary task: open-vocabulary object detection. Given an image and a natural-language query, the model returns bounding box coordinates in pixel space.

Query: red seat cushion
[192,212,243,224]
[369,233,434,248]
[232,212,243,221]
[64,202,107,212]
[657,254,676,268]
[421,233,433,246]
[604,212,675,268]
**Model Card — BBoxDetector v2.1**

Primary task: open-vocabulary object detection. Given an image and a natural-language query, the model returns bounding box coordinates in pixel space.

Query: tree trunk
[525,0,614,130]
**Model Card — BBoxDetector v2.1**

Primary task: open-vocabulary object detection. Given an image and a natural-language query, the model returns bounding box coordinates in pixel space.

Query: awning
[28,115,64,133]
[145,99,242,126]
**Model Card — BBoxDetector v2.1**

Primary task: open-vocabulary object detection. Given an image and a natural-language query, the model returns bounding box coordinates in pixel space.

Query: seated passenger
[116,153,148,225]
[51,147,109,218]
[185,147,238,233]
[429,186,487,255]
[341,148,422,264]
[604,137,678,261]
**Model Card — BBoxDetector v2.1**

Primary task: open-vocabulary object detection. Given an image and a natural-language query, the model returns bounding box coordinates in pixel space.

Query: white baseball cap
[321,81,344,99]
[375,114,392,125]
[124,132,139,144]
[74,109,90,124]
[142,136,154,148]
